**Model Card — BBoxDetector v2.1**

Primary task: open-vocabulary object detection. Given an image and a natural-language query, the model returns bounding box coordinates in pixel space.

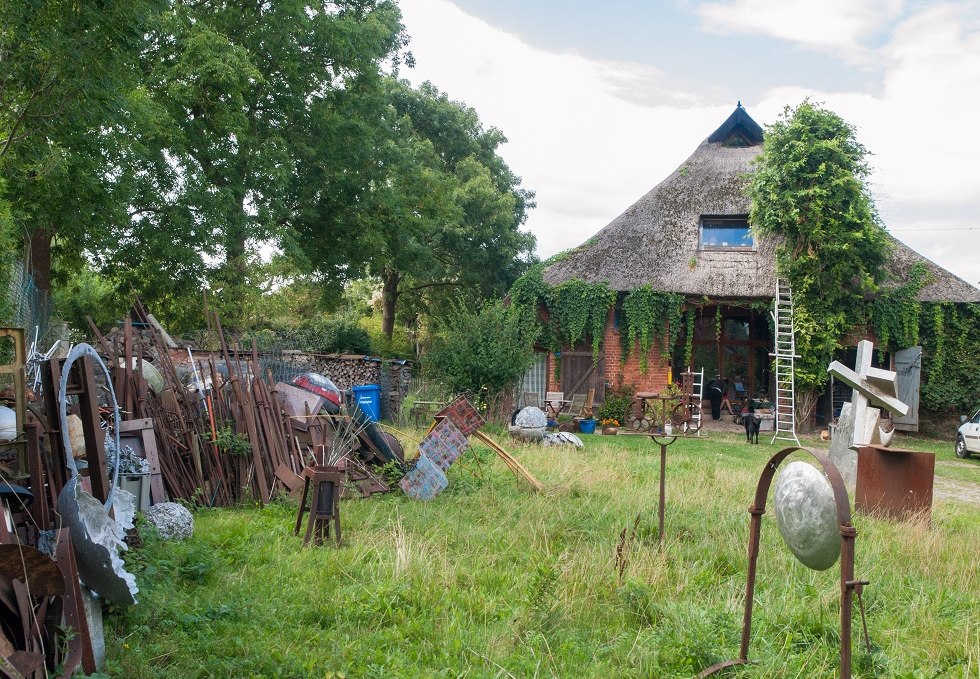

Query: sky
[395,0,980,287]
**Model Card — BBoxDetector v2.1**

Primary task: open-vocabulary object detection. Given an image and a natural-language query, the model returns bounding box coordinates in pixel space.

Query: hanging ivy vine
[619,286,684,372]
[545,279,616,359]
[683,306,696,368]
[867,262,928,351]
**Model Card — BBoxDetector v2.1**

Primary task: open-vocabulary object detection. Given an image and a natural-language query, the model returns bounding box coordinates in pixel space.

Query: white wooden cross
[827,340,909,447]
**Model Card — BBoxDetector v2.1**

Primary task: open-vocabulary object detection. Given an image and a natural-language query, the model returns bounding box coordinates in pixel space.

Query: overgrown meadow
[105,431,980,678]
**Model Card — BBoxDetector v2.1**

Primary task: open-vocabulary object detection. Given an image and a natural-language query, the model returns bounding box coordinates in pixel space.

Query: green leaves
[748,100,892,391]
[426,299,536,403]
[546,280,616,359]
[620,286,684,373]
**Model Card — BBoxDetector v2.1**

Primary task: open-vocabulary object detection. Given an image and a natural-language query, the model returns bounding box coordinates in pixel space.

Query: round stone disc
[773,461,841,571]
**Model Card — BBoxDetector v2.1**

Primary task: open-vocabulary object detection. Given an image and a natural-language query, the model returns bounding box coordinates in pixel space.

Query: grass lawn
[104,428,980,678]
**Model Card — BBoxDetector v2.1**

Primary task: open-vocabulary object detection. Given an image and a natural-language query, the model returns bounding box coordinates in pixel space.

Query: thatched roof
[543,106,980,304]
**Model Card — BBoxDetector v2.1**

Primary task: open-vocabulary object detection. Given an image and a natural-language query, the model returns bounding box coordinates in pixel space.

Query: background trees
[0,0,535,348]
[292,77,536,341]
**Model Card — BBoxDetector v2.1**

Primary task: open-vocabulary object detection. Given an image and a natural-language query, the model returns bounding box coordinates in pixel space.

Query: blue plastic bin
[351,384,382,422]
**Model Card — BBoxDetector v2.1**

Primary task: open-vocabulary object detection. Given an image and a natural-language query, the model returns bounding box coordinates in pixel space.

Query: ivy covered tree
[748,100,891,421]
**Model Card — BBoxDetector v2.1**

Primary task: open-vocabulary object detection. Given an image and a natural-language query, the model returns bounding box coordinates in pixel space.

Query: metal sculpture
[700,447,870,678]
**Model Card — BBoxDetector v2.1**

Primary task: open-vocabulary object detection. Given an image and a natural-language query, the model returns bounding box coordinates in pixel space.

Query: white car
[955,409,980,458]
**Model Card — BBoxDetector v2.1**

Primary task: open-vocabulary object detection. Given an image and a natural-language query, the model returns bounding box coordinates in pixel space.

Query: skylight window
[700,216,753,250]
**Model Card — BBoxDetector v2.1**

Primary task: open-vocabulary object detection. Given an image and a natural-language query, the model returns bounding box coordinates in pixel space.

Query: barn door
[560,349,605,403]
[893,346,921,432]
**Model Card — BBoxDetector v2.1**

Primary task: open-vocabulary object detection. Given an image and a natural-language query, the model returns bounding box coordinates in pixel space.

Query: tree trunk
[27,227,53,295]
[796,388,819,433]
[222,193,248,331]
[381,269,400,341]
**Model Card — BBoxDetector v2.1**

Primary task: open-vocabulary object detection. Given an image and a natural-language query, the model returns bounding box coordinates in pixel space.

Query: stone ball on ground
[145,502,194,541]
[514,406,547,429]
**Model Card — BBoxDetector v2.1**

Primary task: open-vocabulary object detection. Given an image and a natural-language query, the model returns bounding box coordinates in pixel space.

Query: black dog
[744,414,762,444]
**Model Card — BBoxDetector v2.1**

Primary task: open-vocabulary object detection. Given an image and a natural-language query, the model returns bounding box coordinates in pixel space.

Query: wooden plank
[471,431,543,492]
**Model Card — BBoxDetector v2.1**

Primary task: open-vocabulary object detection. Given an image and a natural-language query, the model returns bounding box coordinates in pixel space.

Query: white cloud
[398,0,735,258]
[697,0,905,60]
[398,0,980,287]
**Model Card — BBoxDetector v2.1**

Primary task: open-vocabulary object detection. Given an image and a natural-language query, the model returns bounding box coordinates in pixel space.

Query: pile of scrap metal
[0,305,411,675]
[80,301,406,505]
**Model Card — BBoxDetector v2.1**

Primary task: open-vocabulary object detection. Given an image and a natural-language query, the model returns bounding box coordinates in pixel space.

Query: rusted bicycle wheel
[624,399,656,432]
[671,402,702,433]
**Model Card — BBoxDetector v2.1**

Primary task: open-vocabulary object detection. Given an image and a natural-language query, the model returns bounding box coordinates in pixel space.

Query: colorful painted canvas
[418,418,469,470]
[399,454,448,500]
[433,396,485,436]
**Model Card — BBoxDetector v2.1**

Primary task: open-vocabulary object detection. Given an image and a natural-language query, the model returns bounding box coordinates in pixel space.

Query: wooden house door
[560,349,605,404]
[893,346,921,432]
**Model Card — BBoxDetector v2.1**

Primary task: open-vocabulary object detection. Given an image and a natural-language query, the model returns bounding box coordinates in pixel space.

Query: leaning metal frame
[700,446,861,679]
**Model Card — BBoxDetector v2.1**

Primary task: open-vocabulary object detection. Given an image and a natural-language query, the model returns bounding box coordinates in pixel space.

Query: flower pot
[578,419,597,434]
[602,426,618,435]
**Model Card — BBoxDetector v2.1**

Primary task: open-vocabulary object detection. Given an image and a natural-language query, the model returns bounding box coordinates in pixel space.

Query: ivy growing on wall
[868,262,928,351]
[619,286,684,372]
[545,279,616,359]
[749,100,890,398]
[918,302,980,412]
[683,307,696,368]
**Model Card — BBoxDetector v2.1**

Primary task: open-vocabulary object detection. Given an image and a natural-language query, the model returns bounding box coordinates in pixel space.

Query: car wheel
[955,435,970,459]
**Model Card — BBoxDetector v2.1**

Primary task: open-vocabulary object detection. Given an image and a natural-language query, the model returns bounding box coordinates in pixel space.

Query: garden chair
[568,393,586,418]
[582,388,595,418]
[522,391,540,409]
[544,391,567,419]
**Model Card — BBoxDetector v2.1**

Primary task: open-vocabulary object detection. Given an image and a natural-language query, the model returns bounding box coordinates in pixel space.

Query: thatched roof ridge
[543,106,980,304]
[542,132,775,298]
[883,234,980,302]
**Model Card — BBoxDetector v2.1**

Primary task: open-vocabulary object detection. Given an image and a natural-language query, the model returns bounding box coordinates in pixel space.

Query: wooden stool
[294,466,343,546]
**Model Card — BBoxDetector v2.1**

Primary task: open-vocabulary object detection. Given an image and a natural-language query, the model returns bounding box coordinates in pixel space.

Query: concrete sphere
[145,502,194,541]
[773,461,840,571]
[514,407,547,429]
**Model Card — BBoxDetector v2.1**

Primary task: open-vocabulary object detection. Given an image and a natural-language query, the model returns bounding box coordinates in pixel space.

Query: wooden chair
[544,391,565,418]
[522,391,540,409]
[568,393,586,418]
[582,388,595,418]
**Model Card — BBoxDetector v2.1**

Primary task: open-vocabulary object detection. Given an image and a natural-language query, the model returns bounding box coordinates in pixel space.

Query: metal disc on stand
[773,461,841,571]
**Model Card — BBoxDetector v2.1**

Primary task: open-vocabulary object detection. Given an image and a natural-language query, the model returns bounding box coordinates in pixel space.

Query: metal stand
[621,430,690,549]
[294,466,342,546]
[700,447,867,678]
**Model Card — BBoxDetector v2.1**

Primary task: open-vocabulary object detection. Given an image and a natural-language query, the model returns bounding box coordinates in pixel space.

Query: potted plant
[600,418,619,435]
[578,417,597,434]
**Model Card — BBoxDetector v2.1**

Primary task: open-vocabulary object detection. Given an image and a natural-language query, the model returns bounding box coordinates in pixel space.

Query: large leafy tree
[126,0,408,328]
[748,100,891,420]
[0,0,161,296]
[296,78,536,340]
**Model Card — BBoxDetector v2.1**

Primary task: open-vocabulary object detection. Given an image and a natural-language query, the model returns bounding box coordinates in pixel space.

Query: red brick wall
[545,309,673,399]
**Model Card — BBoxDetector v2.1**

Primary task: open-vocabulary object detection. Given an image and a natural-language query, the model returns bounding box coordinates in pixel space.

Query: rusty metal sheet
[0,545,64,597]
[855,445,935,520]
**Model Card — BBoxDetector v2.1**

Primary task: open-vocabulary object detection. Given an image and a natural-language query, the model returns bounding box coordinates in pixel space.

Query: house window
[700,216,753,250]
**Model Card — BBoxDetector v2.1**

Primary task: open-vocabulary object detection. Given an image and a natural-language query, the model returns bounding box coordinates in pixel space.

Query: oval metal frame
[700,446,860,678]
[58,343,122,511]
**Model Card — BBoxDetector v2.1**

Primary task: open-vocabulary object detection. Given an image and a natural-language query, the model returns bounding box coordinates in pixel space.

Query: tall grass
[106,431,980,678]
